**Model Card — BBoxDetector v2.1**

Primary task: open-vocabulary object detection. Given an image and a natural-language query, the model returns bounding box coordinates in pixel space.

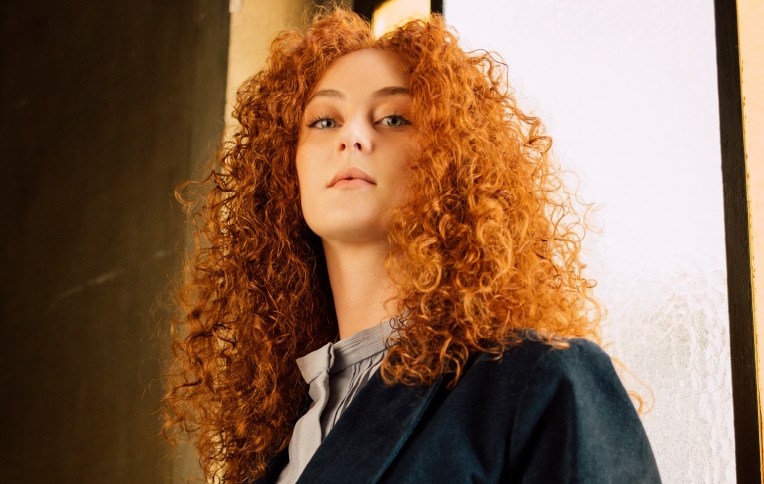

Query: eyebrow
[306,86,411,104]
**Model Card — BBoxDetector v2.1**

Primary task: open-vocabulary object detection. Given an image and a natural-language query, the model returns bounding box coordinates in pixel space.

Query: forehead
[312,48,410,93]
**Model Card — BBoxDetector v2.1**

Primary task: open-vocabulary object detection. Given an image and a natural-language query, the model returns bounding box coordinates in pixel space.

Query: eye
[308,117,337,129]
[379,114,411,127]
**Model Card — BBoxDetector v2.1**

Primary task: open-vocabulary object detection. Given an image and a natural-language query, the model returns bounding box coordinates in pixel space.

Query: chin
[309,224,389,246]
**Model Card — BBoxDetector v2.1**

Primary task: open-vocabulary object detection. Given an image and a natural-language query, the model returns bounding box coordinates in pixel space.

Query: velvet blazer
[253,338,661,483]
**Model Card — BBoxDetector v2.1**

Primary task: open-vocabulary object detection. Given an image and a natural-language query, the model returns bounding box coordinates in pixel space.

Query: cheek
[295,144,309,192]
[294,148,310,207]
[294,146,322,229]
[390,142,419,199]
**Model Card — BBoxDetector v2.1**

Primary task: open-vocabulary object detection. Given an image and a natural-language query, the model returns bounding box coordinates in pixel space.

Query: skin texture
[297,48,421,339]
[297,48,419,248]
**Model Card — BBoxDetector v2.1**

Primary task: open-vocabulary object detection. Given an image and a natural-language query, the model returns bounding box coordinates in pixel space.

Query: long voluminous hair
[164,8,600,482]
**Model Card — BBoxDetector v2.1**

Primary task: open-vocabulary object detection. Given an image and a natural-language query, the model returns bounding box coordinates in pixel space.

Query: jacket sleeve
[506,339,662,483]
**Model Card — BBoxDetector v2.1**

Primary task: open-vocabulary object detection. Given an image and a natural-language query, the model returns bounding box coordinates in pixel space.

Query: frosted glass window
[442,1,735,482]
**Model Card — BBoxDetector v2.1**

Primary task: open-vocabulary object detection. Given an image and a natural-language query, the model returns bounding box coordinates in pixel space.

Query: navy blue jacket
[255,338,661,483]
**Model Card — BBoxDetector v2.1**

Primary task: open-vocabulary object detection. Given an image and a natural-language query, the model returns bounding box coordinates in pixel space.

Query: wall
[226,0,348,126]
[0,2,229,482]
[739,0,764,465]
[227,0,309,126]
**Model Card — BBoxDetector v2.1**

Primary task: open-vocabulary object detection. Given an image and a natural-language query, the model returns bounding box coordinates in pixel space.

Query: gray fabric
[276,320,392,484]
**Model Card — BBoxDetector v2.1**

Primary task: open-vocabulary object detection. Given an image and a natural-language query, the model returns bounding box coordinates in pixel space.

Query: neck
[322,240,397,340]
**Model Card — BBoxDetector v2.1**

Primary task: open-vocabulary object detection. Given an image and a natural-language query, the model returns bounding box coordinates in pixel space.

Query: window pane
[443,1,735,482]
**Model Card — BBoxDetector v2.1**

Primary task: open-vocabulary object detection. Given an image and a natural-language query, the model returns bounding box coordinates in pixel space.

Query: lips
[328,167,376,188]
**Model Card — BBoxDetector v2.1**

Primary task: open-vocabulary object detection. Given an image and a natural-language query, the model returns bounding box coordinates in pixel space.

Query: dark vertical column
[0,1,229,482]
[353,0,379,21]
[713,0,761,482]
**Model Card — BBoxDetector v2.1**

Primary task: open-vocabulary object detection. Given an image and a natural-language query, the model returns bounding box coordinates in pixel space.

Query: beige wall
[225,0,352,127]
[738,0,764,467]
[226,0,310,126]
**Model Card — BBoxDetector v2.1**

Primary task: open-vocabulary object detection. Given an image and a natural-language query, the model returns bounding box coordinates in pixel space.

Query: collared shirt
[276,320,393,484]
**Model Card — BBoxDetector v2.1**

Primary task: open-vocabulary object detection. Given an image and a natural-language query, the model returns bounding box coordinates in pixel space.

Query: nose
[338,117,372,153]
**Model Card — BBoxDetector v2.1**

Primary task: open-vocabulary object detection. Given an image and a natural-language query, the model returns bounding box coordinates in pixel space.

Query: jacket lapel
[296,371,443,483]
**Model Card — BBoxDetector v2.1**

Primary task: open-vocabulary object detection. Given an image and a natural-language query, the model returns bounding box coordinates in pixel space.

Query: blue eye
[380,115,411,127]
[308,117,337,129]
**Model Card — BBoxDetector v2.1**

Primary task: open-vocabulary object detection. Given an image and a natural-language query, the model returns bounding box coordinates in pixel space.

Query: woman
[164,8,660,483]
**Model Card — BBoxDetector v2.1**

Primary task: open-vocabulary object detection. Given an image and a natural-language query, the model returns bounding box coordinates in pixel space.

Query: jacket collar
[289,371,443,483]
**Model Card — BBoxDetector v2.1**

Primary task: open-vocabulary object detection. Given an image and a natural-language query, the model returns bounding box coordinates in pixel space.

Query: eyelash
[380,113,412,127]
[306,115,335,129]
[305,113,412,128]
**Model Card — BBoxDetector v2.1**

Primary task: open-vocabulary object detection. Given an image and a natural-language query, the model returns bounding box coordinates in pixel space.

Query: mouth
[328,167,376,188]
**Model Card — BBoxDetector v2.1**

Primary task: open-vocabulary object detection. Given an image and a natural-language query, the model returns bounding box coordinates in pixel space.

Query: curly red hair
[164,8,600,482]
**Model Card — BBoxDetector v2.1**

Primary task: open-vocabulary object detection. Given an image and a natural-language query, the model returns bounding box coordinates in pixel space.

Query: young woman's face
[296,48,420,246]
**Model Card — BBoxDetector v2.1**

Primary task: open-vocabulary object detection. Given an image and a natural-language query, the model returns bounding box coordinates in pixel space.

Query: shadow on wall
[0,1,229,482]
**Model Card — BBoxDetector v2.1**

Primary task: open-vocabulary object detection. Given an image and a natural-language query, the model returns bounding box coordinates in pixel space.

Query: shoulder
[380,338,661,482]
[466,337,618,393]
[489,336,610,368]
[466,338,635,426]
[460,338,661,483]
[439,337,636,442]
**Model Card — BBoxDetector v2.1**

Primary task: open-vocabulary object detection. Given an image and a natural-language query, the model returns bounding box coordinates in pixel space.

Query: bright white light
[444,1,734,482]
[372,0,430,37]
